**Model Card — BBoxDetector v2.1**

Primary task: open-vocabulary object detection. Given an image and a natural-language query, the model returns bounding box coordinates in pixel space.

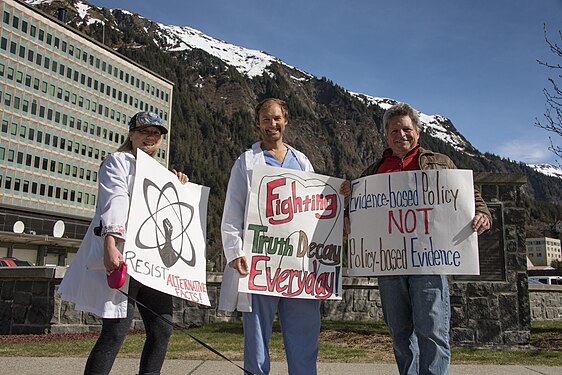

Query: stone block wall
[528,284,562,320]
[0,267,63,334]
[447,173,531,347]
[1,269,561,341]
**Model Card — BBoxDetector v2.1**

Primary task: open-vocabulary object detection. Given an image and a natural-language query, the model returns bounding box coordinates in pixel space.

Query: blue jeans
[378,275,450,375]
[243,294,320,375]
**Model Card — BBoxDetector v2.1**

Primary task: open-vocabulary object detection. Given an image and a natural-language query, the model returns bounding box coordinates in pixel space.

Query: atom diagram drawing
[135,178,196,267]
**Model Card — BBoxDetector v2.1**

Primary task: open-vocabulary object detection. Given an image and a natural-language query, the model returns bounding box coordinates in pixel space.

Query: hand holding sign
[124,150,211,306]
[238,165,345,300]
[347,169,479,277]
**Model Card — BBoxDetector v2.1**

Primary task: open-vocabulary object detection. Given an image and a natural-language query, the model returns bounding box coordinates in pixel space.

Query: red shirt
[376,145,421,173]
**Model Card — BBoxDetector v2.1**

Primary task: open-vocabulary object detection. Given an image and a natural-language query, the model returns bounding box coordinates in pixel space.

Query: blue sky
[91,0,562,164]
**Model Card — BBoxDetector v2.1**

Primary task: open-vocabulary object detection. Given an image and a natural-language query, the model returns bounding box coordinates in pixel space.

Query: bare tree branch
[536,24,562,162]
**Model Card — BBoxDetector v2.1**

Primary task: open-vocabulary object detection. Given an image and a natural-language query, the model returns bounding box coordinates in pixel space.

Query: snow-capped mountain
[25,0,562,180]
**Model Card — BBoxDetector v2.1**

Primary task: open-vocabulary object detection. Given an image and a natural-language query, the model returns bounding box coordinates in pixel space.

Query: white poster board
[347,169,479,276]
[124,150,211,306]
[238,165,345,300]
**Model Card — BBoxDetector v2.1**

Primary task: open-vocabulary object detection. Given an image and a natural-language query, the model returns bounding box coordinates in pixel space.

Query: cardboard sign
[347,170,478,276]
[124,150,211,306]
[238,165,345,300]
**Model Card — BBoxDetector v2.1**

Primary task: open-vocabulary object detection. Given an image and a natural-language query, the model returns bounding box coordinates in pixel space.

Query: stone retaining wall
[528,284,562,320]
[1,268,560,342]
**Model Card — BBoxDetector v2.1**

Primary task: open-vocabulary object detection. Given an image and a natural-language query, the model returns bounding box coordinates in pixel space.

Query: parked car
[0,257,33,267]
[528,276,562,285]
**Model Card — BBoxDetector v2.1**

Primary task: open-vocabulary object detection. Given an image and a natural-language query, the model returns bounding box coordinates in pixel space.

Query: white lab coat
[218,142,314,312]
[58,152,136,318]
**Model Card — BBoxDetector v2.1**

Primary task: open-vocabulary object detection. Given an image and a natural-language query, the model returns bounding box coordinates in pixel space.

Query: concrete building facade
[526,237,562,267]
[0,0,173,266]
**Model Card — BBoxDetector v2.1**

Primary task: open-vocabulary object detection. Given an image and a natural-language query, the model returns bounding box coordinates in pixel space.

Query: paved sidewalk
[0,357,561,375]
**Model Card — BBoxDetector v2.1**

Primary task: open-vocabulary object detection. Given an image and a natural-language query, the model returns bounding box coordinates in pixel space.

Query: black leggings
[84,278,174,375]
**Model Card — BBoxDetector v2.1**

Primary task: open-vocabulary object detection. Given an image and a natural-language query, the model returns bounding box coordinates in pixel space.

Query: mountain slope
[27,0,562,258]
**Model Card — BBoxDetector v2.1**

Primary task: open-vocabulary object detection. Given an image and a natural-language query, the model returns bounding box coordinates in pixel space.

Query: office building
[526,237,562,267]
[0,0,173,265]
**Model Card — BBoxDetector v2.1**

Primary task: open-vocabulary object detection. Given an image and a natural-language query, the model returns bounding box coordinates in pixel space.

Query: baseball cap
[128,111,168,134]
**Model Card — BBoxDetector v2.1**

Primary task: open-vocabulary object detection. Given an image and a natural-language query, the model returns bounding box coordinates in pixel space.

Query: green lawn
[0,320,560,366]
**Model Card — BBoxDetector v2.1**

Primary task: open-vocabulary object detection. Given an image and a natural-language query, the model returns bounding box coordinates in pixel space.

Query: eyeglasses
[138,128,162,137]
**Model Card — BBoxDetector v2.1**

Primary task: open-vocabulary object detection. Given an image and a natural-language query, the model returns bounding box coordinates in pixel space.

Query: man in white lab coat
[219,98,319,375]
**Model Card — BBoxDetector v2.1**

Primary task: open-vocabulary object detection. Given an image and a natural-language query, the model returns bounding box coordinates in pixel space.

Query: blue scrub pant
[243,294,321,375]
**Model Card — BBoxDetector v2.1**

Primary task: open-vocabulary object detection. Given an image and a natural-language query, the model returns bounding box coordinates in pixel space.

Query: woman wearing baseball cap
[58,111,188,375]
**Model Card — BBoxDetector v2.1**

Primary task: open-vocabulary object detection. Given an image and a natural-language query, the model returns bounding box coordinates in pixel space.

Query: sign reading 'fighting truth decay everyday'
[347,169,479,276]
[238,165,345,300]
[124,150,211,306]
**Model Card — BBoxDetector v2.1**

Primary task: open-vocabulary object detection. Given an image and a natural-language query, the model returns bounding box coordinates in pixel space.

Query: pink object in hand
[107,262,128,289]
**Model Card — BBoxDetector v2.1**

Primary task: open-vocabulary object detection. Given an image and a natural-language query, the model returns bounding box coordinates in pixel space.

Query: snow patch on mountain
[349,92,473,153]
[529,164,562,179]
[156,25,281,78]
